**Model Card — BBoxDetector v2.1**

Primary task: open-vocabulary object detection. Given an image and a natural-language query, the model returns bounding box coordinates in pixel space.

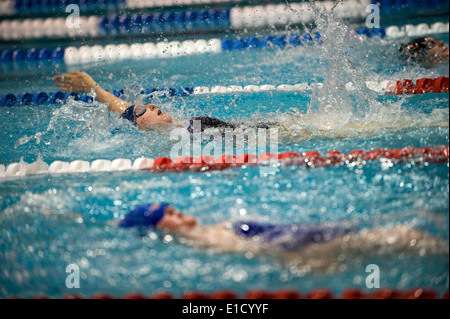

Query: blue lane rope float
[0,88,183,107]
[98,8,232,34]
[11,0,126,14]
[0,47,65,63]
[0,91,95,107]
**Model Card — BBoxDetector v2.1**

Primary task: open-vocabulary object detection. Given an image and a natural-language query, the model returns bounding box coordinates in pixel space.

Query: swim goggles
[134,104,147,120]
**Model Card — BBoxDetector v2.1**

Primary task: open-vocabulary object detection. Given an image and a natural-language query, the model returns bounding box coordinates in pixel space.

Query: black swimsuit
[186,116,236,133]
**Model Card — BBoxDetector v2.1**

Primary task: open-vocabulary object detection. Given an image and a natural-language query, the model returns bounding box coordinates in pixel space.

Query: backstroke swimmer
[117,203,448,272]
[53,37,448,134]
[53,71,240,133]
[399,37,449,68]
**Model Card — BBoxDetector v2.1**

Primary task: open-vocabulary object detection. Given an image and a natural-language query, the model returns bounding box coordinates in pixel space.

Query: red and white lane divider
[13,288,450,299]
[147,146,449,173]
[1,146,448,180]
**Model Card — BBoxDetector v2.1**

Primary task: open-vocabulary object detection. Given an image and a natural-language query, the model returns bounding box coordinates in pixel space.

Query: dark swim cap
[121,105,136,124]
[187,116,236,133]
[399,37,431,63]
[119,203,170,228]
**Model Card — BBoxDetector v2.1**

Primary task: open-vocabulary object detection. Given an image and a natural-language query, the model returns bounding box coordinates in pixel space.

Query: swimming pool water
[0,161,448,298]
[0,12,449,298]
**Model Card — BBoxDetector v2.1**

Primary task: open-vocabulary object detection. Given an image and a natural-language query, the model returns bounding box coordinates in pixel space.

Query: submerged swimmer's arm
[53,71,132,114]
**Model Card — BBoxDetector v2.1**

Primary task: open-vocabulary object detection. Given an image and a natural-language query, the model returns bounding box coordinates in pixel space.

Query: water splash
[14,97,104,147]
[267,1,449,140]
[308,1,379,116]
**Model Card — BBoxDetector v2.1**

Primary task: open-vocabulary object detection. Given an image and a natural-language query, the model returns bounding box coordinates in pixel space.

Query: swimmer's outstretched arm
[53,71,132,114]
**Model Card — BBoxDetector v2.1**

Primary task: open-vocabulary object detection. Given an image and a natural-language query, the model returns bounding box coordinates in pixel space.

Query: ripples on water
[0,2,449,298]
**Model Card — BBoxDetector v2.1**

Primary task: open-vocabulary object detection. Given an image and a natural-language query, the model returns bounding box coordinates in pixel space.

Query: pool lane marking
[1,146,448,180]
[1,76,448,107]
[0,21,448,65]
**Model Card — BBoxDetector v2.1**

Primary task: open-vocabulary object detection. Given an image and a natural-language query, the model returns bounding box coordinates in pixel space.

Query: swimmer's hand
[53,71,97,93]
[53,71,132,114]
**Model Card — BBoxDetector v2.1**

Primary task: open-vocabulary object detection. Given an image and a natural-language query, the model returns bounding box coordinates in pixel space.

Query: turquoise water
[0,14,449,298]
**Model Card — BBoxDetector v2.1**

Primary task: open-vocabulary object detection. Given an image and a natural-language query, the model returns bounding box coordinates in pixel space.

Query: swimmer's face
[156,206,197,233]
[425,38,449,66]
[134,104,173,130]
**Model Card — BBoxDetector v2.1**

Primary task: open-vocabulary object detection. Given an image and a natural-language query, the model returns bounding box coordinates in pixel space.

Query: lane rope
[1,146,448,180]
[3,0,448,17]
[9,288,449,299]
[1,1,370,40]
[2,0,448,40]
[0,76,448,107]
[0,21,448,65]
[2,0,238,16]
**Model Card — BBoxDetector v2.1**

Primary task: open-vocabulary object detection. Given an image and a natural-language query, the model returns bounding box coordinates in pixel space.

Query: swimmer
[118,203,447,272]
[53,71,237,132]
[399,37,449,68]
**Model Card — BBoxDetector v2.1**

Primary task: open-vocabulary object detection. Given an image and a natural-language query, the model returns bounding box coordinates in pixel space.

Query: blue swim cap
[119,203,170,228]
[121,105,135,124]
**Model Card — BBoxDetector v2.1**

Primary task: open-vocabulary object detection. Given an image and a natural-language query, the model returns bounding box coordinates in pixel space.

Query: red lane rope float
[18,288,449,299]
[149,146,449,173]
[393,77,449,95]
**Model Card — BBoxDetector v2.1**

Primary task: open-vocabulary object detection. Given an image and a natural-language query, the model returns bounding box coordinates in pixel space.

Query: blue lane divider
[9,0,449,16]
[0,91,96,107]
[0,87,192,107]
[219,28,389,51]
[98,9,231,35]
[220,33,321,51]
[0,28,384,65]
[372,0,449,13]
[13,0,126,14]
[0,94,17,107]
[0,47,65,63]
[357,28,386,38]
